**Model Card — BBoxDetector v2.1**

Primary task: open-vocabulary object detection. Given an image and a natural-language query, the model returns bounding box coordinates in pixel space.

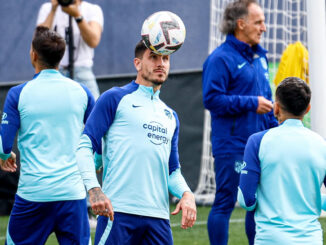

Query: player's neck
[277,112,303,124]
[135,77,162,93]
[34,65,58,74]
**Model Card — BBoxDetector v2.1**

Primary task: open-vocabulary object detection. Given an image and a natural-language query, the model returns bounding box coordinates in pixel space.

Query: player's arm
[0,152,17,172]
[322,193,326,211]
[202,56,260,116]
[76,90,119,219]
[168,111,196,229]
[79,84,103,169]
[322,178,326,211]
[94,152,103,171]
[79,84,95,124]
[77,134,113,219]
[237,133,263,211]
[169,169,196,229]
[0,86,23,172]
[61,3,103,48]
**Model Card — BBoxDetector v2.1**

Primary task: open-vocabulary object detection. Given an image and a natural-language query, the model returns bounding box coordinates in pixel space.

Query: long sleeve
[76,134,101,191]
[168,111,181,174]
[202,55,258,116]
[168,168,191,199]
[238,132,265,210]
[0,85,25,159]
[80,84,95,124]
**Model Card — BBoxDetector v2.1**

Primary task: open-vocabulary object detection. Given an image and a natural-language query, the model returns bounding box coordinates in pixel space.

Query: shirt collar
[226,34,267,61]
[33,69,60,79]
[280,119,304,127]
[133,80,160,99]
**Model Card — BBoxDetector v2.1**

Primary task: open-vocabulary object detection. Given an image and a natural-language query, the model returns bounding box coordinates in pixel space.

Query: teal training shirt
[0,69,95,202]
[80,81,188,219]
[238,119,326,244]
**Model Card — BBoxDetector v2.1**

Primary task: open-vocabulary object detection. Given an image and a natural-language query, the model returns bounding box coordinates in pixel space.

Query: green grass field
[1,206,326,244]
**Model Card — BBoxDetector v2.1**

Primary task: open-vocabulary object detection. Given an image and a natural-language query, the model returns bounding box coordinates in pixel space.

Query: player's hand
[61,0,81,18]
[171,191,197,229]
[0,151,17,172]
[256,96,273,114]
[88,187,114,221]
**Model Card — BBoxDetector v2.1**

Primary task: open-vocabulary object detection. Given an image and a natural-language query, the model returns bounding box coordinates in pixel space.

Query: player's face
[139,49,170,85]
[241,3,266,46]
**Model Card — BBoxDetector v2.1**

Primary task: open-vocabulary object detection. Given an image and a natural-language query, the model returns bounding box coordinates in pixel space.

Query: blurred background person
[202,0,278,244]
[37,0,103,100]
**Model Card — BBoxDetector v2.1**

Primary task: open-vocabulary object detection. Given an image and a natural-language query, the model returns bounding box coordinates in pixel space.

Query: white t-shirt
[37,1,104,68]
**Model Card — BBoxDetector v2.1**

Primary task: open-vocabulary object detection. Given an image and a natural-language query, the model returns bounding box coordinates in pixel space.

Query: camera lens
[58,0,74,7]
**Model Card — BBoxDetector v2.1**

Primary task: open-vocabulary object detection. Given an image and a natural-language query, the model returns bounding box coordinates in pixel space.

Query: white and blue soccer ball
[141,11,186,55]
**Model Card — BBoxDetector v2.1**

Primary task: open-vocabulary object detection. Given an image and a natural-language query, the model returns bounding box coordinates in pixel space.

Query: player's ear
[32,51,38,62]
[304,104,311,115]
[30,47,38,63]
[134,58,142,71]
[274,101,280,120]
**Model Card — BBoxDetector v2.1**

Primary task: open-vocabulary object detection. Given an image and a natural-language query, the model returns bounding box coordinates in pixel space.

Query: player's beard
[141,71,168,86]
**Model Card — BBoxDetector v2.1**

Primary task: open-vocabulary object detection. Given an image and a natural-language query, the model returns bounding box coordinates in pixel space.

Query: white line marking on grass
[0,236,5,240]
[171,218,244,227]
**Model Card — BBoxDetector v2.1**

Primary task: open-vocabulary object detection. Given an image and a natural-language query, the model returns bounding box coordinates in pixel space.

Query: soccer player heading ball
[76,25,196,244]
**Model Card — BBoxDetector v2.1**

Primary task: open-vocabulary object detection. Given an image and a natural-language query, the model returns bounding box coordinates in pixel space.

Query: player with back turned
[238,77,326,244]
[0,26,101,244]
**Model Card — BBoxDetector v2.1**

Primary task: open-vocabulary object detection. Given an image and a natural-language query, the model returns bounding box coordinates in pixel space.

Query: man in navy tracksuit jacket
[202,1,278,244]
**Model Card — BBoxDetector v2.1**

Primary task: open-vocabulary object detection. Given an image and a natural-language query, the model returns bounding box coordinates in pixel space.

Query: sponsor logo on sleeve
[235,161,246,174]
[164,109,172,120]
[1,112,8,124]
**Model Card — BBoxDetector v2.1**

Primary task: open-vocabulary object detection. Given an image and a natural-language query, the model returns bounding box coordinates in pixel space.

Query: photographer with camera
[37,0,103,100]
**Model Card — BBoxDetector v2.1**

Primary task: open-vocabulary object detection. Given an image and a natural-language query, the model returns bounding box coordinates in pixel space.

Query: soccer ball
[141,11,186,55]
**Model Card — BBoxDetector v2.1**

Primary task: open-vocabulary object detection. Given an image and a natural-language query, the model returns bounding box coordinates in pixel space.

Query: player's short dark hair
[135,40,148,59]
[220,0,258,35]
[32,26,66,68]
[276,77,311,116]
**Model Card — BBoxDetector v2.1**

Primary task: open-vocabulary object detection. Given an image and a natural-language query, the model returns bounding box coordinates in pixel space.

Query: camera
[58,0,75,7]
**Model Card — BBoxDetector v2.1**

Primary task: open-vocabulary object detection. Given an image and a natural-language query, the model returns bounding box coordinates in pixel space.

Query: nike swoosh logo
[132,104,142,108]
[237,62,247,69]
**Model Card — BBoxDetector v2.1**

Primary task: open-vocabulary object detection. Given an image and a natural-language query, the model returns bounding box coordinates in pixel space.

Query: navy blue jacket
[202,34,278,156]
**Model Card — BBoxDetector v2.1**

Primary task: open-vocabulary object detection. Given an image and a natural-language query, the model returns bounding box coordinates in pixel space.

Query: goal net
[194,0,308,205]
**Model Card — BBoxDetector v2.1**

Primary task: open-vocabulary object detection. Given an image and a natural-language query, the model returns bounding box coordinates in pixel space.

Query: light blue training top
[238,119,326,245]
[0,69,95,202]
[77,81,190,220]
